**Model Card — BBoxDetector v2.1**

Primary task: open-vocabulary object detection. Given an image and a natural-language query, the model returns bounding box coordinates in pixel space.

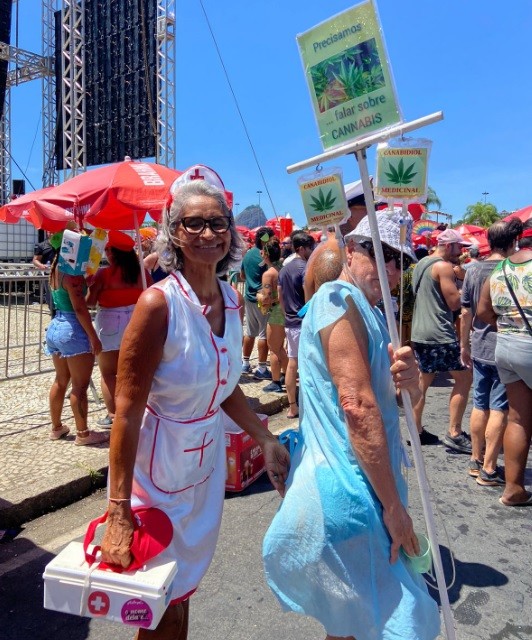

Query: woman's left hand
[388,344,421,398]
[262,437,290,497]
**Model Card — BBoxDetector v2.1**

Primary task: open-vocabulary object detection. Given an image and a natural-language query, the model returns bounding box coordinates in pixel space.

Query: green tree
[425,186,442,210]
[462,201,499,227]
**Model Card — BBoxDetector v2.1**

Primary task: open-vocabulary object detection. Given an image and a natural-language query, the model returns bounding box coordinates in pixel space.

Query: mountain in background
[235,205,266,229]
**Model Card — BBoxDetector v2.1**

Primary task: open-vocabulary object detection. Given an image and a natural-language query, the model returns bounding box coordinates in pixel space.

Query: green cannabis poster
[298,171,348,227]
[375,146,429,200]
[297,0,402,150]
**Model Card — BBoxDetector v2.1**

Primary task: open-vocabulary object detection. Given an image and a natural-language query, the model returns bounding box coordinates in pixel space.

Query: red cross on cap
[189,168,204,180]
[171,165,225,194]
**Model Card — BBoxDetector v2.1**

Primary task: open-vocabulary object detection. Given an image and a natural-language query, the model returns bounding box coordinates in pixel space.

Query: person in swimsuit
[257,237,287,393]
[45,232,109,446]
[100,178,289,640]
[87,230,152,426]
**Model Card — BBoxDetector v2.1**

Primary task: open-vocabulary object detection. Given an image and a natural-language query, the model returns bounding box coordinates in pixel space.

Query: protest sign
[375,138,432,202]
[298,169,349,227]
[297,0,401,150]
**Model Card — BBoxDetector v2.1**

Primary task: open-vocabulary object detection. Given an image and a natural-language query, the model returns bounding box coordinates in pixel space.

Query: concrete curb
[1,466,109,530]
[1,392,293,529]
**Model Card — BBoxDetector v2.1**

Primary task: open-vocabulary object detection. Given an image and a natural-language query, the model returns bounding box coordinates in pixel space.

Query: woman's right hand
[101,503,135,569]
[382,501,419,564]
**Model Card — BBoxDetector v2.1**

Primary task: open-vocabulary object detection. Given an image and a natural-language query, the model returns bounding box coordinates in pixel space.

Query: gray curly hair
[155,180,242,275]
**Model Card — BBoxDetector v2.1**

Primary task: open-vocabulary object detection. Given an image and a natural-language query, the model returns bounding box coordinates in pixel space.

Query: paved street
[0,369,531,639]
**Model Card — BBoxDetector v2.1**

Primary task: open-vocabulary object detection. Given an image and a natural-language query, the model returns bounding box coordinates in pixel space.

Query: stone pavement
[0,354,297,528]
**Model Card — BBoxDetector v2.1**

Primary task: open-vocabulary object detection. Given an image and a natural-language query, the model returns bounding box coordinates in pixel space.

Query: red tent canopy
[377,202,426,221]
[455,224,486,237]
[503,206,532,223]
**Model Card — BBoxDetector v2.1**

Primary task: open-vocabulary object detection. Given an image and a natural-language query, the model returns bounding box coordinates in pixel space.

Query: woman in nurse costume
[100,176,289,640]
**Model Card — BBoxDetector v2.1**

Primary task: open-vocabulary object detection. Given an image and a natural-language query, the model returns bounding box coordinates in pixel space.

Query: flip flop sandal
[499,493,532,507]
[49,424,70,440]
[75,430,110,446]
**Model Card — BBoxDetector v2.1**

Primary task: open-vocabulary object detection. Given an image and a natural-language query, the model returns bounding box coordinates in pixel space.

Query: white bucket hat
[344,207,417,264]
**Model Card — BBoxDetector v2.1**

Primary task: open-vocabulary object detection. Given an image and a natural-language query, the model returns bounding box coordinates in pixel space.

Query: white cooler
[43,541,177,630]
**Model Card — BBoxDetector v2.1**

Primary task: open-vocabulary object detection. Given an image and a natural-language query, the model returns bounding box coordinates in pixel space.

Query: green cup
[403,532,432,574]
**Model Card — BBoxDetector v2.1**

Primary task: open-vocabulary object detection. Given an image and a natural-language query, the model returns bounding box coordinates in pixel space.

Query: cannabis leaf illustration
[384,159,417,185]
[310,188,337,212]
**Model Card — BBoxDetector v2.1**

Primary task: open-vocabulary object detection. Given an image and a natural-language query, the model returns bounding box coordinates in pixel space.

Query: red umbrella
[265,217,281,237]
[503,206,532,223]
[470,238,490,255]
[0,187,55,224]
[236,225,251,239]
[28,159,182,232]
[456,225,489,255]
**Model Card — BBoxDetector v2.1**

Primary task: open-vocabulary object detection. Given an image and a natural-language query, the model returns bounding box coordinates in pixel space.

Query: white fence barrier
[0,264,53,381]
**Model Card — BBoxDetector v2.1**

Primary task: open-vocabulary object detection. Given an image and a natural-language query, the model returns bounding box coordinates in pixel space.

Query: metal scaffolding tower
[42,0,60,187]
[0,81,9,205]
[0,39,54,203]
[0,0,176,206]
[156,0,176,168]
[60,0,85,179]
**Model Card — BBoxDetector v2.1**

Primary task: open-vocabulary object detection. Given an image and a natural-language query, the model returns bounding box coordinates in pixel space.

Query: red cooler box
[223,413,268,492]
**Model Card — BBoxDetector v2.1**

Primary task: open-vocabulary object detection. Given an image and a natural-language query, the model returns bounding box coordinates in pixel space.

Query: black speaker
[12,179,25,196]
[55,0,157,169]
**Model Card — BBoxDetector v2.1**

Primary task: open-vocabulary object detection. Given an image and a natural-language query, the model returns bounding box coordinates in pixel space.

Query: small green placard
[375,146,429,200]
[299,172,348,227]
[297,0,402,150]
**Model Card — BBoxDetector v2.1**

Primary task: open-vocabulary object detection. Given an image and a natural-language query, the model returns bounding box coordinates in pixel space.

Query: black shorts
[411,341,466,374]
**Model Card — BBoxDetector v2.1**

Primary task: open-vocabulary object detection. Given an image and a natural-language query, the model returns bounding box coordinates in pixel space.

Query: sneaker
[263,381,283,393]
[476,467,505,486]
[443,431,472,454]
[253,368,272,381]
[241,362,252,374]
[97,414,113,428]
[419,428,440,445]
[406,428,439,446]
[468,458,483,478]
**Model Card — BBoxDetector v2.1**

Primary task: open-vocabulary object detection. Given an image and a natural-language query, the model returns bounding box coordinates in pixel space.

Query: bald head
[314,248,344,288]
[304,238,343,301]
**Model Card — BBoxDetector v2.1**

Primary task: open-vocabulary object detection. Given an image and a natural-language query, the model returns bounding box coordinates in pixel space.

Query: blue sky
[7,0,532,227]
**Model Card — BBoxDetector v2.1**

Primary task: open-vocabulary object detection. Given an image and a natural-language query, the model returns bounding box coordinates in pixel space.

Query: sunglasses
[359,240,413,270]
[179,216,232,235]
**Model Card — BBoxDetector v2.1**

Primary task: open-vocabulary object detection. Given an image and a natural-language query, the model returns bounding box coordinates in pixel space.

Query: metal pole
[355,148,457,640]
[134,215,148,290]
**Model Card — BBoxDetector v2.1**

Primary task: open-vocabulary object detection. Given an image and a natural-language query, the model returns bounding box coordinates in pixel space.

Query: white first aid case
[43,541,177,630]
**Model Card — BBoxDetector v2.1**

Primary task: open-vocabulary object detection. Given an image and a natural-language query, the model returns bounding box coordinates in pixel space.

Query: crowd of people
[38,174,531,638]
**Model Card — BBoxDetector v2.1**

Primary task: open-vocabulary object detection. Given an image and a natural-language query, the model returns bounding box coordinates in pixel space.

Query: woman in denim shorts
[45,239,109,446]
[87,231,151,426]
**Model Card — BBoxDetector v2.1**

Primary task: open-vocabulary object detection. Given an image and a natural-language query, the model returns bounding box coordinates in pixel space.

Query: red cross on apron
[183,432,214,468]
